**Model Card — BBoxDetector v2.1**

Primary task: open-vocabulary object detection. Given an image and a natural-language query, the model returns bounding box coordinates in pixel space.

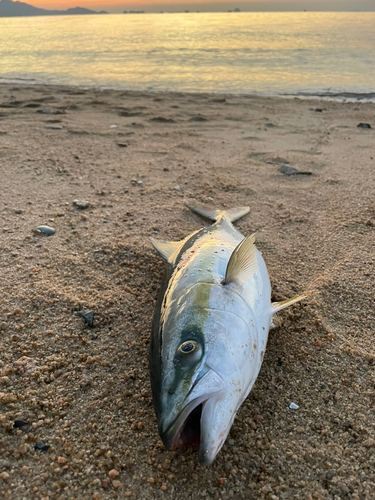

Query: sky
[29,0,375,14]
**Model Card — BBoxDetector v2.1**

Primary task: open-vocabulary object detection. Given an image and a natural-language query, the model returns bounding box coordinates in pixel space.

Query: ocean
[1,12,375,99]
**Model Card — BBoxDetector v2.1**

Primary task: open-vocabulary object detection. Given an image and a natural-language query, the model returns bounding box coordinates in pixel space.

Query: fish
[149,204,306,465]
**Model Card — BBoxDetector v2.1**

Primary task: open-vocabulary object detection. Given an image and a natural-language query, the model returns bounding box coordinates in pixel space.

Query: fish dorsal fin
[223,234,257,285]
[272,294,308,313]
[150,238,181,262]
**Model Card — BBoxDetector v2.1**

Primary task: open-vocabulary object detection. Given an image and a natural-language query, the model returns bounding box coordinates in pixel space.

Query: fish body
[149,204,305,465]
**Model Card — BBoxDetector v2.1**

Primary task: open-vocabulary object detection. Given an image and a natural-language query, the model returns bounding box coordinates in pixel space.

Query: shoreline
[0,82,374,499]
[2,79,375,104]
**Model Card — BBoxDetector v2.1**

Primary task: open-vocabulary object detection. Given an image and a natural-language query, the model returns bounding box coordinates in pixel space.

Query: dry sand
[0,83,374,500]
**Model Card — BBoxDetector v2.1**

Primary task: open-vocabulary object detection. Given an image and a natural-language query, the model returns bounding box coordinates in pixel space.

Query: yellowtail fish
[149,204,306,465]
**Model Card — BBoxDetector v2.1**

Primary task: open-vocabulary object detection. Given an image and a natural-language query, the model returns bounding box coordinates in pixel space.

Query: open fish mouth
[170,399,206,450]
[160,368,226,463]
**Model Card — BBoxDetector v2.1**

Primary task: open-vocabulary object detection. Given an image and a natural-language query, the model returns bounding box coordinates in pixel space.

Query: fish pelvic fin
[272,293,308,313]
[223,233,257,285]
[150,238,181,262]
[186,203,250,223]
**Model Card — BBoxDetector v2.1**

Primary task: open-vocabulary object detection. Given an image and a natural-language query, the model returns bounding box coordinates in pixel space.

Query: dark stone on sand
[279,164,312,176]
[36,109,54,114]
[68,130,89,135]
[35,440,50,451]
[315,108,324,112]
[77,310,94,327]
[357,123,372,129]
[72,200,90,209]
[150,117,175,123]
[44,125,63,130]
[189,115,208,122]
[265,122,277,127]
[13,420,28,429]
[117,143,128,147]
[24,103,41,108]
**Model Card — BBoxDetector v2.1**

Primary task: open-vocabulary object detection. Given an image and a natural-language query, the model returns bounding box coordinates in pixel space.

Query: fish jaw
[159,368,225,453]
[198,397,234,466]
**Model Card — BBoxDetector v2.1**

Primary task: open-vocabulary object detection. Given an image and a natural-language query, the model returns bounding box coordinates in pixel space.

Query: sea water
[0,12,374,98]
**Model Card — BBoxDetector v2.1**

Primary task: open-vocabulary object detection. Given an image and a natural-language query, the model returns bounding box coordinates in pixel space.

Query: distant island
[0,0,107,16]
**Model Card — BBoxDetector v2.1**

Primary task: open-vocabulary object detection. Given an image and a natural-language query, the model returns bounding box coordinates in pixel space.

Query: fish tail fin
[271,293,309,313]
[186,203,250,223]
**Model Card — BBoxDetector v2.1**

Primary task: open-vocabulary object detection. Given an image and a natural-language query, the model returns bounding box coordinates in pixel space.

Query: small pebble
[0,376,9,386]
[13,420,28,429]
[173,185,181,191]
[44,125,63,130]
[117,143,128,147]
[77,310,94,327]
[108,469,119,479]
[289,402,299,410]
[18,443,29,455]
[218,478,226,487]
[0,471,10,481]
[279,165,312,176]
[36,109,54,115]
[34,440,50,451]
[73,200,90,209]
[57,457,67,465]
[110,124,117,128]
[357,122,372,129]
[36,225,55,236]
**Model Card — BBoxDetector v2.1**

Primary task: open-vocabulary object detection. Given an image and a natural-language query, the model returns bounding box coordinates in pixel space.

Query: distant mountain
[0,0,107,16]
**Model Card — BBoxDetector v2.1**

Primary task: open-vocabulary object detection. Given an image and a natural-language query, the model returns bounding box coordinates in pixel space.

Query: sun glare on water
[1,12,374,95]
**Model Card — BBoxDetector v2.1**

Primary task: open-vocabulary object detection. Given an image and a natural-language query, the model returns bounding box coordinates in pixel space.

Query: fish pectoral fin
[223,233,257,285]
[272,293,308,313]
[150,238,181,261]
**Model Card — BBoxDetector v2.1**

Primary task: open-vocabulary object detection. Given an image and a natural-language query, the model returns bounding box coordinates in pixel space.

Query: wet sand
[0,83,374,500]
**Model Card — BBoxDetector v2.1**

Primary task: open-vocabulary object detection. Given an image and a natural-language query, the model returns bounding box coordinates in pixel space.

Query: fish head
[156,303,253,466]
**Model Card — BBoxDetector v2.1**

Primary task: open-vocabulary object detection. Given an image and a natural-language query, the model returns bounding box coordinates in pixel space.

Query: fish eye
[177,340,201,359]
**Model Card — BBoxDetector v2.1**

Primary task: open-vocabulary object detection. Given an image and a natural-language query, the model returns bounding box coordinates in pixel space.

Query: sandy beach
[0,82,374,500]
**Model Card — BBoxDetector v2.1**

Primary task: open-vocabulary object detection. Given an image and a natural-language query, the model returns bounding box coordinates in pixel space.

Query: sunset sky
[27,0,375,14]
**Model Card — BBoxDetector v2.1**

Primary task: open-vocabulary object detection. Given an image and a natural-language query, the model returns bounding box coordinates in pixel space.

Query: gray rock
[73,200,90,210]
[357,122,372,129]
[36,109,54,115]
[36,225,55,236]
[44,125,63,130]
[280,164,312,176]
[13,420,28,429]
[34,440,50,451]
[77,310,94,327]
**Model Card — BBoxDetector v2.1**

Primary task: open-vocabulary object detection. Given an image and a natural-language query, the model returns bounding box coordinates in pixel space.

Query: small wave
[282,90,375,103]
[0,77,36,85]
